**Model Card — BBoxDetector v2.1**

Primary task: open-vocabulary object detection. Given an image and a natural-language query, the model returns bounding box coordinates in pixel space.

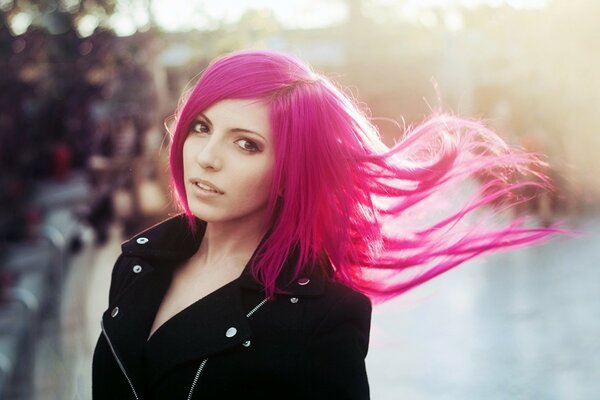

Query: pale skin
[148,99,275,340]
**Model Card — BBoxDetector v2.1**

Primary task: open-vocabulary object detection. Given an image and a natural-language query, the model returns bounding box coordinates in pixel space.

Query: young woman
[92,50,557,399]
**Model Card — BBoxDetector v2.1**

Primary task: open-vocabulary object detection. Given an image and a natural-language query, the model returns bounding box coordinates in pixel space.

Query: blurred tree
[1,0,117,26]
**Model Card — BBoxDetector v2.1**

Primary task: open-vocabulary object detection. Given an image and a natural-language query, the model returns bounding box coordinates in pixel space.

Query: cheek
[236,161,275,196]
[182,140,199,177]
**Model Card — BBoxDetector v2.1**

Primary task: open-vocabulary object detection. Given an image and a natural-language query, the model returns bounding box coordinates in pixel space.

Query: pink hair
[169,49,560,301]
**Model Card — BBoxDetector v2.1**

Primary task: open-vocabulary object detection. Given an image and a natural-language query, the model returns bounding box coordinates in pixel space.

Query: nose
[195,136,223,171]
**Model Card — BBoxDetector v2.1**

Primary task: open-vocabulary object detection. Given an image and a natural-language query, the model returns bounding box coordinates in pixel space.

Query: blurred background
[0,0,598,399]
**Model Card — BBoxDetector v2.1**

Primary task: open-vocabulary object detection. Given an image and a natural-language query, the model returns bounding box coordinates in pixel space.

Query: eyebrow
[197,113,267,141]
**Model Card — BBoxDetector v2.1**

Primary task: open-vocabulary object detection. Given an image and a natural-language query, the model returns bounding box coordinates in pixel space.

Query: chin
[188,205,221,222]
[188,204,244,225]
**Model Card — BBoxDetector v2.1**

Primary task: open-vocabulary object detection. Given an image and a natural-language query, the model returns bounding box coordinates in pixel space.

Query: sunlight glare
[148,0,346,31]
[77,14,99,37]
[116,0,549,34]
[405,0,549,9]
[9,12,32,35]
[110,13,137,37]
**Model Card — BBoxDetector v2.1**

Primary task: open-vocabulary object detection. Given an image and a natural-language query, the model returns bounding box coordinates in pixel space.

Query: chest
[147,306,306,399]
[148,261,244,339]
[96,255,331,399]
[98,274,307,399]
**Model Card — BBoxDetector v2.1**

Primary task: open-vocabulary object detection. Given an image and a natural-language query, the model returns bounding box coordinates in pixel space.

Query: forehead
[201,99,271,136]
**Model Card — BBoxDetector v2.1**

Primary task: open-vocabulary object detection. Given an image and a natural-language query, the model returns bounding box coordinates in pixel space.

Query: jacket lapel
[142,279,253,384]
[101,260,174,395]
[103,213,332,388]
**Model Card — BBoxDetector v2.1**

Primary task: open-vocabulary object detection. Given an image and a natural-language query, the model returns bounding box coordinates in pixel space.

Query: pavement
[33,215,600,400]
[33,222,122,400]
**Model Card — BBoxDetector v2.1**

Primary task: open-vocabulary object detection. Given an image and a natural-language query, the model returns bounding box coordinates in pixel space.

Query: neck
[194,212,270,269]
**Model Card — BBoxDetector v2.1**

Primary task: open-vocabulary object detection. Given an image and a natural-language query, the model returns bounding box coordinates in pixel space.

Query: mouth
[190,178,224,194]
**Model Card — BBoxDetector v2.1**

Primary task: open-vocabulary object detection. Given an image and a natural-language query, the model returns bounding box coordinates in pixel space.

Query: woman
[92,50,556,399]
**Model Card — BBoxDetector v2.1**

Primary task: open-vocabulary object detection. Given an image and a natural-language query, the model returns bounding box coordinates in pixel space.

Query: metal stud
[290,297,299,304]
[242,340,251,347]
[136,237,149,244]
[111,307,119,317]
[225,327,237,338]
[297,277,310,286]
[132,265,142,273]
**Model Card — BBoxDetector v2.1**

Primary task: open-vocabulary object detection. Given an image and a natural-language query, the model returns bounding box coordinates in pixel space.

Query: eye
[235,138,260,153]
[189,119,210,135]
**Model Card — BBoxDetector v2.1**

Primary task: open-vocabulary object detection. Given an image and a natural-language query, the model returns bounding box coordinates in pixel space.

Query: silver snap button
[225,327,237,338]
[111,307,119,317]
[297,277,310,286]
[290,297,299,304]
[242,340,251,347]
[136,237,149,244]
[132,265,142,273]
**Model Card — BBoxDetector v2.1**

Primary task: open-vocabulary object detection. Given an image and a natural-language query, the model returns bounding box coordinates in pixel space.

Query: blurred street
[368,218,600,400]
[29,185,599,399]
[2,1,600,399]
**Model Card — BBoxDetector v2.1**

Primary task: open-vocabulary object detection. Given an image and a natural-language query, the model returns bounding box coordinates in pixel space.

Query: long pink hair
[169,49,559,301]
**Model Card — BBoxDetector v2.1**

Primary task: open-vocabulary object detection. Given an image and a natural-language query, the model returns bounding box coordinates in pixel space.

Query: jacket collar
[101,254,254,392]
[120,214,331,297]
[121,214,201,262]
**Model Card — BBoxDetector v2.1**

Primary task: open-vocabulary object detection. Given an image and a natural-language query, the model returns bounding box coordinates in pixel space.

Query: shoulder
[119,213,203,261]
[303,280,372,352]
[319,281,372,320]
[295,281,372,399]
[107,214,203,303]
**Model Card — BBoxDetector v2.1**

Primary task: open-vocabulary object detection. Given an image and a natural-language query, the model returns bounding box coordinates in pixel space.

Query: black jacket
[92,214,372,399]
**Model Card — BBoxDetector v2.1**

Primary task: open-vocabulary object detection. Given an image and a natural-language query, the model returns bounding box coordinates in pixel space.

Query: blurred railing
[0,171,90,398]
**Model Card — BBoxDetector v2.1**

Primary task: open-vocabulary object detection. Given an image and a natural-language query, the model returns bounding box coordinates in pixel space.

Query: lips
[190,178,224,194]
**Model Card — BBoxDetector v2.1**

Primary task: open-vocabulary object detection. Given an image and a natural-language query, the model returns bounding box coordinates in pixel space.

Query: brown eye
[235,138,260,153]
[189,120,210,135]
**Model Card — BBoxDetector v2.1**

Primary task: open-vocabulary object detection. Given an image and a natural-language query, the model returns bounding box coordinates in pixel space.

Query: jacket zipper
[101,297,270,400]
[186,297,269,399]
[187,358,208,400]
[101,319,140,400]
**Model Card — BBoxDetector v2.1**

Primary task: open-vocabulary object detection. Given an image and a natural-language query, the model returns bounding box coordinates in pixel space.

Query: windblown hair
[169,49,558,301]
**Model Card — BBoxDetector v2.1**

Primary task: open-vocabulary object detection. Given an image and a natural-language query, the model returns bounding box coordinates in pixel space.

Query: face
[182,99,275,227]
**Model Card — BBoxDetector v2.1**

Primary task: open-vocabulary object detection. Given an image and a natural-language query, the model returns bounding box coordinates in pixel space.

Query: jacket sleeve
[302,290,372,400]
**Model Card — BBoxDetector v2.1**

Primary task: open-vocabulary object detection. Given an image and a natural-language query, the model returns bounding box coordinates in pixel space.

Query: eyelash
[188,120,261,153]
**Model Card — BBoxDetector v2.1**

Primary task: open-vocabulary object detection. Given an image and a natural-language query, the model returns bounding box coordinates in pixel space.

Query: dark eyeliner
[236,138,261,153]
[189,118,209,134]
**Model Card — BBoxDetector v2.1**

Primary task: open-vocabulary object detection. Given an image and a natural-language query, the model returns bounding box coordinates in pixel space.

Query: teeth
[195,182,219,193]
